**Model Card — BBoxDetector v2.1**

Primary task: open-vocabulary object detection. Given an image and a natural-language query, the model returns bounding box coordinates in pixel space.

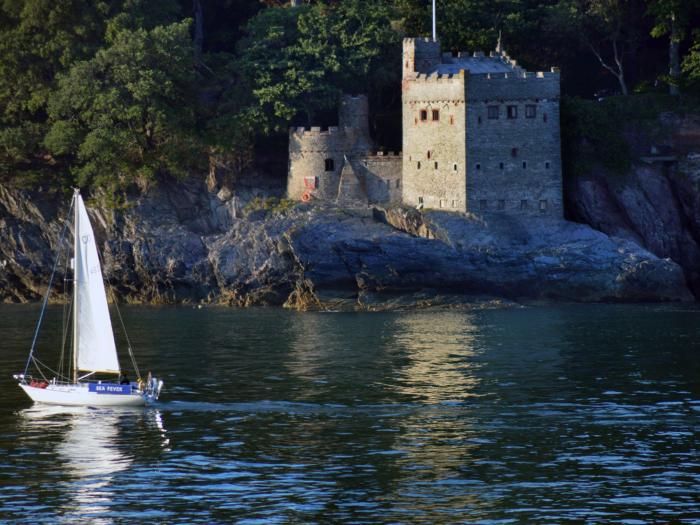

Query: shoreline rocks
[0,179,693,309]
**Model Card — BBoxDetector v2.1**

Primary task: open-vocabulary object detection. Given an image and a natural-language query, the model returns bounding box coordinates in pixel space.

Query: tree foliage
[45,20,203,191]
[1,0,700,194]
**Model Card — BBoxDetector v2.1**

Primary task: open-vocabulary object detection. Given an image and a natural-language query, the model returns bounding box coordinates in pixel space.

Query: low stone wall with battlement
[359,152,403,204]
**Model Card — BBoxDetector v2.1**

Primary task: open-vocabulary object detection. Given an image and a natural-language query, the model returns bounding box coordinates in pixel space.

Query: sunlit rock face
[0,176,692,309]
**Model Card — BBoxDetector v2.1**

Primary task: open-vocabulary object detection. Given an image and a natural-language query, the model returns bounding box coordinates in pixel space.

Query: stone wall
[360,153,403,204]
[401,73,468,211]
[466,74,563,217]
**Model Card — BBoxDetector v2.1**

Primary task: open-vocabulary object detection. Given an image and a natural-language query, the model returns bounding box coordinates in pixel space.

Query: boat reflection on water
[18,406,168,524]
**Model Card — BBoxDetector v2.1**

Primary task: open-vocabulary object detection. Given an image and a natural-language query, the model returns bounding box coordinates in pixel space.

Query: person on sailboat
[120,373,130,385]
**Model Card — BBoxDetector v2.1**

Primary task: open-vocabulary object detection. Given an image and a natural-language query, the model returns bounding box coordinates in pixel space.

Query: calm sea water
[0,304,699,524]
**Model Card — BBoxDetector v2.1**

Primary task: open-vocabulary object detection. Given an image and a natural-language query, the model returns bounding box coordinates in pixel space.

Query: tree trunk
[193,0,204,60]
[669,11,680,96]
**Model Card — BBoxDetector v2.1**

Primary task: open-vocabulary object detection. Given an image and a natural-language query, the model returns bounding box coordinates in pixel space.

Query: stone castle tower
[402,37,562,216]
[287,37,563,218]
[287,94,402,206]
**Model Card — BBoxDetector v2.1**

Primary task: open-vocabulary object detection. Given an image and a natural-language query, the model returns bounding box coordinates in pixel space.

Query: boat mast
[72,189,79,384]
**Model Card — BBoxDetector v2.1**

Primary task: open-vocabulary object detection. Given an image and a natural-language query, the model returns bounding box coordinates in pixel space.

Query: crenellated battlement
[365,151,402,159]
[413,71,466,82]
[289,125,342,137]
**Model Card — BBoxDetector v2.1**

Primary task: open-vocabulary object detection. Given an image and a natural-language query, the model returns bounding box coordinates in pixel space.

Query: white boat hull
[19,383,147,407]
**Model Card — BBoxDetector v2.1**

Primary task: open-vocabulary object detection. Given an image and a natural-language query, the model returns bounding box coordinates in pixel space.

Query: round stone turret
[339,94,370,137]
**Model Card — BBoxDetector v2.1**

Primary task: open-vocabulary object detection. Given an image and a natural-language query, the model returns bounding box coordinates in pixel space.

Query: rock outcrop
[0,177,692,308]
[566,113,700,298]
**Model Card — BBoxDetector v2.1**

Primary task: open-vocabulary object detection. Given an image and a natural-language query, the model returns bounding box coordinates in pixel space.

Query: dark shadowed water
[1,304,699,524]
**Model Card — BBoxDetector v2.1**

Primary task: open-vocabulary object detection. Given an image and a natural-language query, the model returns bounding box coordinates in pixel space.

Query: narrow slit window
[499,162,505,170]
[432,109,440,121]
[478,116,482,124]
[434,161,438,170]
[545,161,551,169]
[476,163,481,170]
[450,115,455,125]
[417,161,421,170]
[543,113,548,123]
[427,151,431,159]
[396,179,400,188]
[522,161,527,169]
[507,105,518,119]
[324,158,335,171]
[453,163,458,172]
[539,199,548,212]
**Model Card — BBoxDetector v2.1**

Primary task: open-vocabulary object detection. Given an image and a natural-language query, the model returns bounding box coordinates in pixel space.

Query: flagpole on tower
[432,0,437,41]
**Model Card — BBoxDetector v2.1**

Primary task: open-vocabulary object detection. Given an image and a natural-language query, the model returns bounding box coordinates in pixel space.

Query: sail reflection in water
[18,406,168,524]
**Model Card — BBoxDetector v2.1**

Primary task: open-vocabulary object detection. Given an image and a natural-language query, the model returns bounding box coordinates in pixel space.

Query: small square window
[520,199,528,210]
[488,106,499,119]
[525,105,537,118]
[545,161,551,169]
[304,176,318,189]
[432,109,440,121]
[324,158,335,171]
[420,110,428,121]
[476,163,481,170]
[497,199,505,211]
[479,199,488,211]
[499,162,505,170]
[507,105,518,119]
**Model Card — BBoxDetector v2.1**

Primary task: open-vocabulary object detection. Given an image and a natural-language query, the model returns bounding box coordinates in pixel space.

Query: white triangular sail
[74,194,120,374]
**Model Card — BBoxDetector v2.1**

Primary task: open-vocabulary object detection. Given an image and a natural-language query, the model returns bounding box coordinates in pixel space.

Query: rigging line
[91,215,142,382]
[58,298,73,380]
[24,196,75,377]
[31,356,67,381]
[59,251,71,378]
[111,287,141,381]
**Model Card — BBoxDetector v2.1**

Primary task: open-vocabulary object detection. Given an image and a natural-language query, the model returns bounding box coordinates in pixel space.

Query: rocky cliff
[0,172,693,308]
[566,113,700,298]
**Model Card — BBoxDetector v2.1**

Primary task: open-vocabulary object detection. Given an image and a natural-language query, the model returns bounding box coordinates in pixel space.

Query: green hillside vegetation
[1,0,700,196]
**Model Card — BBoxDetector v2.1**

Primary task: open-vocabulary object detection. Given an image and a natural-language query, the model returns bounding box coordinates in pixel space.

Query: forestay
[75,195,120,374]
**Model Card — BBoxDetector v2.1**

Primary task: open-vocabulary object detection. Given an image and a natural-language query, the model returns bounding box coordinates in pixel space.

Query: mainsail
[74,194,120,374]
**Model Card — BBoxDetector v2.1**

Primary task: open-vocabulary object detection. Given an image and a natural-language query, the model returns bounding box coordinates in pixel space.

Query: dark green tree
[45,20,203,192]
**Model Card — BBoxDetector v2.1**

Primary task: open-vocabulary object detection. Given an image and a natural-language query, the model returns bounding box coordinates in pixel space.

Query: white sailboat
[14,189,163,406]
